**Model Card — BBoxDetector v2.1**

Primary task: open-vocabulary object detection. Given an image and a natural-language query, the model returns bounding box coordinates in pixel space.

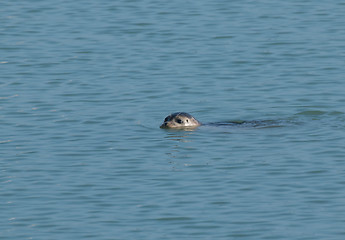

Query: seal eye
[176,118,183,124]
[164,116,171,122]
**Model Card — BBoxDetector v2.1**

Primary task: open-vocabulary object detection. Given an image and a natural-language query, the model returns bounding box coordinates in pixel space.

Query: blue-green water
[2,1,345,239]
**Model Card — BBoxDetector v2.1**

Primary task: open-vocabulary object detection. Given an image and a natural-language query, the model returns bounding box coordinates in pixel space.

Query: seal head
[160,112,201,129]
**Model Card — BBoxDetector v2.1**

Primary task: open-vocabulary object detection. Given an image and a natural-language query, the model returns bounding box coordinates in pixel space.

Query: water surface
[2,0,345,239]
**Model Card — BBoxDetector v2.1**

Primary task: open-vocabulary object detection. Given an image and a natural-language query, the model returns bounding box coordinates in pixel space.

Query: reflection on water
[164,131,195,142]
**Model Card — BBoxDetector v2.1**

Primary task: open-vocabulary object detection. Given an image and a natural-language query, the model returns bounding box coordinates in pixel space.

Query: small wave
[296,110,344,116]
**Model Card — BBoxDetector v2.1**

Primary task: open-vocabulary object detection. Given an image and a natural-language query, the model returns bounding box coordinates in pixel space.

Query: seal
[160,112,284,129]
[160,112,201,129]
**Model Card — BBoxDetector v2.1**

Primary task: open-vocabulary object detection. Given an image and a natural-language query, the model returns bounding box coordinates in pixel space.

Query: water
[1,0,345,239]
